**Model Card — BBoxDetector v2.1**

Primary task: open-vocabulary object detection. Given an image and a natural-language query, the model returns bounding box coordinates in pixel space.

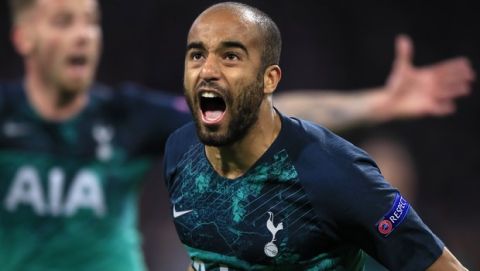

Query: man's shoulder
[281,114,362,161]
[163,122,198,177]
[90,81,186,108]
[0,80,27,113]
[89,82,190,124]
[0,80,24,97]
[165,122,198,152]
[281,114,377,184]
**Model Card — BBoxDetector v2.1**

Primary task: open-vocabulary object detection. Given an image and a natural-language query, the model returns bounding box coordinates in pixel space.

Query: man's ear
[263,65,282,94]
[12,23,34,57]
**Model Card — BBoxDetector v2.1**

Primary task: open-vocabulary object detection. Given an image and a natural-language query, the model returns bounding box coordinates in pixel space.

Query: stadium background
[0,0,478,270]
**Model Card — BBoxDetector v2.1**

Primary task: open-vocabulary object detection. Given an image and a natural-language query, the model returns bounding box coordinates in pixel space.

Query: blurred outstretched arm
[275,35,475,132]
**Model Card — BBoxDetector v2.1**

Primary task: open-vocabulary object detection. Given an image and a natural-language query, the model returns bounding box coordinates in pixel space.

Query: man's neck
[205,102,281,180]
[25,73,88,122]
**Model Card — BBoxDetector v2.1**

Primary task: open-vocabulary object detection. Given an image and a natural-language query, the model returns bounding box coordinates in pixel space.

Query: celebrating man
[165,2,468,270]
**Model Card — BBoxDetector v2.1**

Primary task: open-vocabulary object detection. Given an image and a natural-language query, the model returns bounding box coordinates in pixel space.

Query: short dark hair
[206,2,282,71]
[8,0,36,23]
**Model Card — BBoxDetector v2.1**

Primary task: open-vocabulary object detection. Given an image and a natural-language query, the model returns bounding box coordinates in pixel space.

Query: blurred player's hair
[9,0,36,24]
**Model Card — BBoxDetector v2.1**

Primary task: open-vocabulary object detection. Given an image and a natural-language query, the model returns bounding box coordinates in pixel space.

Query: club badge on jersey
[264,211,284,257]
[92,124,114,161]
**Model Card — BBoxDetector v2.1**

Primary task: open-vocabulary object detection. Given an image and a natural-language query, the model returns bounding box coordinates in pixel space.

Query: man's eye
[190,52,204,61]
[225,53,239,61]
[52,15,72,28]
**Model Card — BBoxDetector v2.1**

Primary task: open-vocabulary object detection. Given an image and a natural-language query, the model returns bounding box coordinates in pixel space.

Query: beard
[186,73,264,147]
[50,70,93,107]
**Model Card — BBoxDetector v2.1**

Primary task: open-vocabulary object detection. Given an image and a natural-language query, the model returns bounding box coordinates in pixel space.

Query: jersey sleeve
[344,152,443,270]
[297,126,444,270]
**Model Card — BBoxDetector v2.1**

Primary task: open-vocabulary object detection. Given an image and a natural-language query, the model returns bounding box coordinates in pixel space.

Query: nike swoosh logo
[173,205,193,218]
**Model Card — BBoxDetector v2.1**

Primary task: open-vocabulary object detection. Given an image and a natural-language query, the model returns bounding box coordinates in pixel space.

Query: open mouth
[199,91,226,124]
[67,55,88,68]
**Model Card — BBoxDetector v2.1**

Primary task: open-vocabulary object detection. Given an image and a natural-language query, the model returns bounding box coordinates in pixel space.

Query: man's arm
[275,35,475,132]
[427,247,468,271]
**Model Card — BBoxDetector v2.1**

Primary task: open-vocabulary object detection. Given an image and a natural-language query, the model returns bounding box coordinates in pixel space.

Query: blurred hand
[383,34,475,119]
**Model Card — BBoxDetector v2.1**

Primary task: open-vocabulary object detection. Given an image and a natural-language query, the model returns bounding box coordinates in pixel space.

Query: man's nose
[73,21,98,47]
[199,55,221,81]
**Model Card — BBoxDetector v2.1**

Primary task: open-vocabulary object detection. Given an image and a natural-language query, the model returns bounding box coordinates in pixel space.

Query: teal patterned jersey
[164,113,444,271]
[0,81,190,271]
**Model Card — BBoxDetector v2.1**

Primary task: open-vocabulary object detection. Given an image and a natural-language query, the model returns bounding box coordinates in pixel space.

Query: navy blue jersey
[164,112,444,271]
[0,81,190,271]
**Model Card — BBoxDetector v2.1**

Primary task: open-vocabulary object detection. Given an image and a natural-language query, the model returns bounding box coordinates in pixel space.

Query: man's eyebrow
[186,42,205,51]
[186,41,249,55]
[221,41,248,55]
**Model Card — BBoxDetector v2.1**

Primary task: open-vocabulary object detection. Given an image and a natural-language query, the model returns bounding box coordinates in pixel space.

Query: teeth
[201,92,219,98]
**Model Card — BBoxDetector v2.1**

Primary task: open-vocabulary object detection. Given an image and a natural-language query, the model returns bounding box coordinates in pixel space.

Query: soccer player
[1,0,473,270]
[0,0,190,270]
[164,2,468,270]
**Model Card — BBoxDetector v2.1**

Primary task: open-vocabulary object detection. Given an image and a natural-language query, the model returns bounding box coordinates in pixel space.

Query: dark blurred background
[1,0,479,270]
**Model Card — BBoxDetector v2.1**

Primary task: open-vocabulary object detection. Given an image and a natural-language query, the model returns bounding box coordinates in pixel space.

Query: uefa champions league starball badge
[264,211,283,257]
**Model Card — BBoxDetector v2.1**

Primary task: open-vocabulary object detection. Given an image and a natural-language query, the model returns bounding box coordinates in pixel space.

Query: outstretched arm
[275,35,475,132]
[426,247,468,271]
